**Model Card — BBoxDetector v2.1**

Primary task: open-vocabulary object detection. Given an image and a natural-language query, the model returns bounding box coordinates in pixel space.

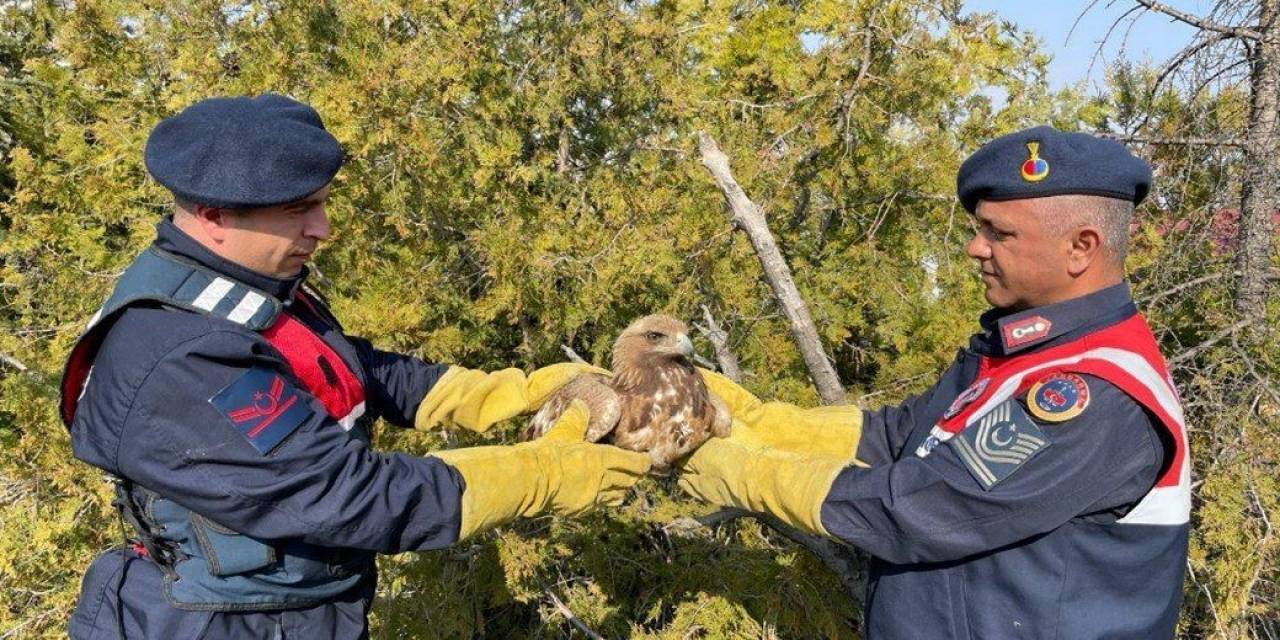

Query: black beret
[144,94,343,209]
[956,125,1151,214]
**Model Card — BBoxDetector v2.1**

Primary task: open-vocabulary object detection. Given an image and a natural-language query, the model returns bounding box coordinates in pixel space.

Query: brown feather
[526,314,732,473]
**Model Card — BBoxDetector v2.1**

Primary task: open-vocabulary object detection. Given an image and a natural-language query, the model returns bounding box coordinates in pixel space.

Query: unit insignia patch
[1026,372,1090,423]
[951,398,1050,490]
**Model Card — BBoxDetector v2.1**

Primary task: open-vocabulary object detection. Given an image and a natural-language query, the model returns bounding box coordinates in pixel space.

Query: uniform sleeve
[117,329,464,553]
[347,336,449,428]
[857,393,931,466]
[821,375,1165,564]
[855,355,967,465]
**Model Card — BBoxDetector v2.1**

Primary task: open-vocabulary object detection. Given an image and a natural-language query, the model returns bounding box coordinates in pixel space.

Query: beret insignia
[1020,141,1049,182]
[1026,372,1090,423]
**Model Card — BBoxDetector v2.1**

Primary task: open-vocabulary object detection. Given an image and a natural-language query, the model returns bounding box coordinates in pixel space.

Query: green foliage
[1,0,1274,638]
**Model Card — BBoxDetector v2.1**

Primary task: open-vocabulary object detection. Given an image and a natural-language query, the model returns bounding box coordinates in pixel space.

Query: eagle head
[611,314,694,374]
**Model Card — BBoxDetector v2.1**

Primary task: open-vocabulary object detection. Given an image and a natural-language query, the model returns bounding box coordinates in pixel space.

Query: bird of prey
[527,314,733,471]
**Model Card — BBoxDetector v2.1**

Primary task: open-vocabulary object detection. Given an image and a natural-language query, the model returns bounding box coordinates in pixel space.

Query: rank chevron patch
[950,398,1051,490]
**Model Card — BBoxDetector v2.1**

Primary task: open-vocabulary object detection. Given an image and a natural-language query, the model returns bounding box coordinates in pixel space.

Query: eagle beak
[675,334,694,358]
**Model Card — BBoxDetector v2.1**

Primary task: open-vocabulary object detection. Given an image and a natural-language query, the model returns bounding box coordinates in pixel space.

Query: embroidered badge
[1020,141,1049,182]
[1026,372,1090,422]
[950,398,1050,490]
[1002,315,1052,349]
[942,377,992,420]
[211,368,313,455]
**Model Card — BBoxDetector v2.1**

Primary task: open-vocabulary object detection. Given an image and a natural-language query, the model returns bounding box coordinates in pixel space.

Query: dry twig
[694,305,742,382]
[560,344,589,365]
[546,589,606,640]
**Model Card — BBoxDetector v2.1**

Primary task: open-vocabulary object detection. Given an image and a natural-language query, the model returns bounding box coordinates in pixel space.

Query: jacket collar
[971,283,1137,357]
[153,218,305,302]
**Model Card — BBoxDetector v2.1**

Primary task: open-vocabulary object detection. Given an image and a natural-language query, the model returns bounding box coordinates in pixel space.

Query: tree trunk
[1236,0,1280,322]
[697,133,847,405]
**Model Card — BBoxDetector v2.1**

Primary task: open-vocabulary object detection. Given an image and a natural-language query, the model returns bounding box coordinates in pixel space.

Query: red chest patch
[260,304,366,430]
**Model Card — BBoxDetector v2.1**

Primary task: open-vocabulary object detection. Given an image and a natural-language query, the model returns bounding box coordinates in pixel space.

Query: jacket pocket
[189,513,277,577]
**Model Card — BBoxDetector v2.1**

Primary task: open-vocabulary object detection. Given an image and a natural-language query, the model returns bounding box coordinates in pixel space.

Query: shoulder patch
[1026,372,1090,422]
[950,398,1051,490]
[210,367,313,455]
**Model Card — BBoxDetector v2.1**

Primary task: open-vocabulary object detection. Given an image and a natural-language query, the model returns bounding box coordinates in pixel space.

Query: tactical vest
[60,247,373,611]
[915,313,1191,527]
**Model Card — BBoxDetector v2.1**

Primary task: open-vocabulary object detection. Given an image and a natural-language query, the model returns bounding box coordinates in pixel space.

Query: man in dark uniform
[683,127,1190,639]
[61,94,651,639]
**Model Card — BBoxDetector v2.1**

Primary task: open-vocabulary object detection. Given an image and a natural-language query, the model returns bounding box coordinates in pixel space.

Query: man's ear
[191,203,233,243]
[1067,225,1103,277]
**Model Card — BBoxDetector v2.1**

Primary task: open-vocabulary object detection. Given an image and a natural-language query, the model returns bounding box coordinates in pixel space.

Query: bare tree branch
[1170,318,1256,366]
[1146,30,1239,114]
[560,344,589,365]
[697,132,846,405]
[838,22,877,142]
[0,352,28,373]
[1099,133,1247,146]
[1135,0,1261,39]
[1137,271,1231,305]
[695,305,743,382]
[546,589,606,640]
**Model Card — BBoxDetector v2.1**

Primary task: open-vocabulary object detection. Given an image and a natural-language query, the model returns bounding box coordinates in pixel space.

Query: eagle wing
[525,374,621,443]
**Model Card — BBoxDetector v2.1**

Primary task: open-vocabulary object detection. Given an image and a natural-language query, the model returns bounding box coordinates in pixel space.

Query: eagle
[526,314,733,472]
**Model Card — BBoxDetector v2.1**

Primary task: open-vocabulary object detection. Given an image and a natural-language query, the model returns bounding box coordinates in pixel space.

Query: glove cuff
[433,443,558,540]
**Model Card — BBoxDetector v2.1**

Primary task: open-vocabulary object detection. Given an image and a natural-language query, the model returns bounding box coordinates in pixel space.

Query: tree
[0,1,1188,637]
[1111,1,1278,325]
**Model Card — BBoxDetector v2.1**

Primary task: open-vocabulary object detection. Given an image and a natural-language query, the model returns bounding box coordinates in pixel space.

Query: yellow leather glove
[697,369,865,461]
[415,362,607,432]
[432,401,651,540]
[678,421,850,536]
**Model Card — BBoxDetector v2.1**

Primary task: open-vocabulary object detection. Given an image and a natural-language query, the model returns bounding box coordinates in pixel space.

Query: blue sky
[963,0,1210,92]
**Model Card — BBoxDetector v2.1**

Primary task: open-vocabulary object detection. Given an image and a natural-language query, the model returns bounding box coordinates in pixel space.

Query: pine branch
[694,508,864,598]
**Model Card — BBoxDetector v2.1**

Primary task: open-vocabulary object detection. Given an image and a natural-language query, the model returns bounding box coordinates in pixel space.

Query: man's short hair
[1040,195,1134,265]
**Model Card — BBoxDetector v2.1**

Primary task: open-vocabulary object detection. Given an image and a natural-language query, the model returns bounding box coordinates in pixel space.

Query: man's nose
[966,232,989,260]
[305,206,331,241]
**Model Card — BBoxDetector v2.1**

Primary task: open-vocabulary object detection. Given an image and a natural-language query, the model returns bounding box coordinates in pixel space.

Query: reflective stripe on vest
[59,247,372,610]
[926,314,1190,526]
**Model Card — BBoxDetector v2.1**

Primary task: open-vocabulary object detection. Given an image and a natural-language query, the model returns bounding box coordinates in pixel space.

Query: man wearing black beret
[60,94,651,639]
[682,126,1190,639]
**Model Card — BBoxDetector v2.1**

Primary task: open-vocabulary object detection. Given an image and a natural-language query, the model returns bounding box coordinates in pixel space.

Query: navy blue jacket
[68,220,462,638]
[821,285,1187,640]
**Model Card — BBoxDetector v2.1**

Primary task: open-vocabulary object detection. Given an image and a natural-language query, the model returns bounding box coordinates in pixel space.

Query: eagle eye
[644,331,664,341]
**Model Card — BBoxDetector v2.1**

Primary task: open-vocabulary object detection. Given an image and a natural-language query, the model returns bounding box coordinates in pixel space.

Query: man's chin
[983,288,1014,310]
